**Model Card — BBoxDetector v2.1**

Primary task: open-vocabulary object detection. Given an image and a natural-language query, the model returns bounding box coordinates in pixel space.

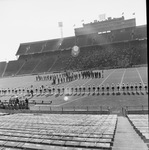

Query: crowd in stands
[63,40,147,71]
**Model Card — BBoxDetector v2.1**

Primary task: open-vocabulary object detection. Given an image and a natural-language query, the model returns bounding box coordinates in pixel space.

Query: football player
[97,85,100,95]
[117,83,120,93]
[139,82,142,92]
[111,83,115,94]
[101,84,105,94]
[92,84,96,95]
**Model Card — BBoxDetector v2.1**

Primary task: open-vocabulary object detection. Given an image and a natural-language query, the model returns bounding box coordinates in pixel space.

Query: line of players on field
[0,82,148,97]
[36,82,148,97]
[52,70,104,85]
[36,70,104,85]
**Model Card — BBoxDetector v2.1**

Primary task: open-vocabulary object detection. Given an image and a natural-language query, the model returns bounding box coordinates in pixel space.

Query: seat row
[127,115,149,147]
[0,114,117,149]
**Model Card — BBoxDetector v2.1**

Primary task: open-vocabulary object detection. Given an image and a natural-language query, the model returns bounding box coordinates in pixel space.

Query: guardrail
[122,105,148,116]
[29,105,111,114]
[0,105,111,115]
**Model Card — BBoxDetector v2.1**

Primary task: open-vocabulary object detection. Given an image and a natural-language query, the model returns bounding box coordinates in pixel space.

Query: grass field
[0,67,148,113]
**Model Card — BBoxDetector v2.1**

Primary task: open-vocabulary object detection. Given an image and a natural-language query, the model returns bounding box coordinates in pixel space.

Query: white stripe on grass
[135,68,145,86]
[120,69,126,89]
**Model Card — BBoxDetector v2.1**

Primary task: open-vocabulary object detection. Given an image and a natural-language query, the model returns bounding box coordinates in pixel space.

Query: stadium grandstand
[0,16,148,150]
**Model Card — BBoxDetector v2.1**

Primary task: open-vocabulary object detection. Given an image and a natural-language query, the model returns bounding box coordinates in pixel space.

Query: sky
[0,0,147,62]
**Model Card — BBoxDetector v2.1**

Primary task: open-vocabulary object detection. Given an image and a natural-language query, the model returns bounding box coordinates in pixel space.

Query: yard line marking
[81,78,93,86]
[120,69,126,88]
[135,68,145,86]
[52,69,116,107]
[61,75,92,90]
[64,78,79,88]
[82,69,115,87]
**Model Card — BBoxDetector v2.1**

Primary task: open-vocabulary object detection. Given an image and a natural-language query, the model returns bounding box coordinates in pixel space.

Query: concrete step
[113,116,148,150]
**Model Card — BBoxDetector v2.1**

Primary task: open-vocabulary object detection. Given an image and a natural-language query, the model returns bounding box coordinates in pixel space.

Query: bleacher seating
[15,25,146,57]
[76,35,88,47]
[127,115,149,146]
[0,61,6,77]
[16,44,30,56]
[50,50,71,72]
[59,36,76,50]
[90,32,112,45]
[26,41,46,54]
[0,25,147,77]
[111,27,132,42]
[17,58,39,75]
[63,39,147,71]
[1,39,147,77]
[32,52,58,73]
[0,114,117,149]
[42,39,62,52]
[4,60,24,77]
[133,25,147,39]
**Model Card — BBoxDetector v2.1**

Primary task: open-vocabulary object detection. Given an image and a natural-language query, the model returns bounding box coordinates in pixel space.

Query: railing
[0,105,111,115]
[30,105,111,114]
[122,105,148,116]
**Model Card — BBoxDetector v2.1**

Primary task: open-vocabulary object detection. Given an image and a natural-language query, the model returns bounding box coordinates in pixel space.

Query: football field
[27,67,148,112]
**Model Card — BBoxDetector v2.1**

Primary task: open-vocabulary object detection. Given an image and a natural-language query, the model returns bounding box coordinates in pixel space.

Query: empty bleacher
[127,115,149,147]
[3,60,24,77]
[26,41,46,54]
[59,36,76,50]
[32,52,58,73]
[17,58,39,75]
[0,114,117,149]
[16,44,30,56]
[0,61,7,77]
[42,39,62,52]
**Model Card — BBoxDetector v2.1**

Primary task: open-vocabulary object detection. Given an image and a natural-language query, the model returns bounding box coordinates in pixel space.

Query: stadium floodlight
[58,22,63,39]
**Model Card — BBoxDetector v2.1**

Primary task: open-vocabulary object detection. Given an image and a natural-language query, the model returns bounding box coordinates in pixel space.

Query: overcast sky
[0,0,147,62]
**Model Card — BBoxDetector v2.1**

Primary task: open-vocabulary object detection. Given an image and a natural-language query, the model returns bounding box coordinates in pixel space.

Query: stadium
[0,2,148,150]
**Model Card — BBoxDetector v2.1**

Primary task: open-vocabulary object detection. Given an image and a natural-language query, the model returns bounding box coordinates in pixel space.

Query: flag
[73,24,76,27]
[132,12,135,15]
[122,12,124,15]
[81,20,84,22]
